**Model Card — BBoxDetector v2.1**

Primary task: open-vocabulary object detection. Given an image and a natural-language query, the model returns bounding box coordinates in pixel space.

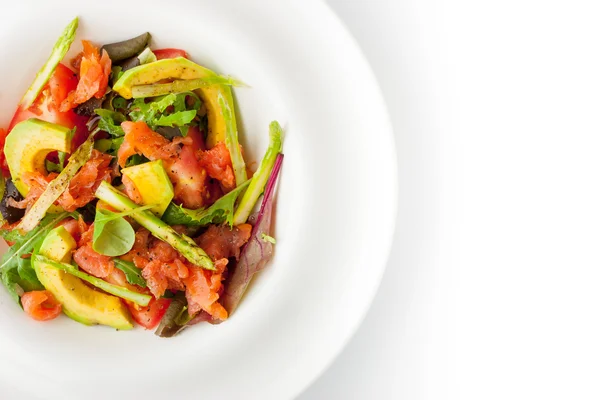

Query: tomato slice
[1,63,90,174]
[21,290,62,321]
[128,297,171,329]
[153,48,188,60]
[8,64,88,132]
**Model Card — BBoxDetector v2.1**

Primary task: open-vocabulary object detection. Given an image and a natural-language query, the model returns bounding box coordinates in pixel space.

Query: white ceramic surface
[0,1,396,399]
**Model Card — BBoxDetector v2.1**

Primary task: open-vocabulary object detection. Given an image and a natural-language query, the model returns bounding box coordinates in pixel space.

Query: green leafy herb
[233,121,284,225]
[128,92,201,134]
[34,255,151,306]
[111,66,124,85]
[261,234,276,244]
[114,259,146,288]
[17,134,94,232]
[20,17,78,109]
[1,266,24,303]
[92,205,153,256]
[155,110,197,127]
[95,109,126,137]
[17,258,43,291]
[0,212,72,302]
[162,179,251,227]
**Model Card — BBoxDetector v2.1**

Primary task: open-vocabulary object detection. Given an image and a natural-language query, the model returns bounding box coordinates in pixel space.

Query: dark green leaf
[1,266,23,303]
[162,180,250,227]
[114,259,146,288]
[93,215,135,257]
[92,205,154,256]
[111,66,124,85]
[112,96,128,110]
[95,108,126,137]
[155,110,197,127]
[46,151,66,173]
[45,160,62,173]
[94,137,124,156]
[126,154,149,167]
[58,151,67,169]
[128,92,201,133]
[17,258,43,291]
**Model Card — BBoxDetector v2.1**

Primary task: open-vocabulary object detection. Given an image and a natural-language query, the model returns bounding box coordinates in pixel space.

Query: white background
[302,0,600,399]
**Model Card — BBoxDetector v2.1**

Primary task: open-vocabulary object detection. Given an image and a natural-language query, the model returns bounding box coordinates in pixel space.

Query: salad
[0,18,283,337]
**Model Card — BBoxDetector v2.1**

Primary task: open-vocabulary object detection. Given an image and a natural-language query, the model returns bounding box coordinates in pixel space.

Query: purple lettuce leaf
[221,153,284,315]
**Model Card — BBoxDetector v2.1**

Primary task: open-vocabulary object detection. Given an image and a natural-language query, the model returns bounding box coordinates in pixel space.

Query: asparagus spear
[94,181,215,270]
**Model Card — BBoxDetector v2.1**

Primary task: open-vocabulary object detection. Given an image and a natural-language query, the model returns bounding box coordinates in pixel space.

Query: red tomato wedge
[153,48,188,60]
[21,290,62,321]
[128,297,171,329]
[0,64,89,174]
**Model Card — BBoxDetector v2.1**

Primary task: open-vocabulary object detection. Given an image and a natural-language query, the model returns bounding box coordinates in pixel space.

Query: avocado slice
[4,119,73,196]
[121,160,174,217]
[112,57,237,148]
[34,226,134,330]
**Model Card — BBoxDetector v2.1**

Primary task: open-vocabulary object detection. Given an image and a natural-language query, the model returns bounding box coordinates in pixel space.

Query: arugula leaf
[1,266,23,303]
[128,92,201,134]
[0,212,72,303]
[92,205,153,256]
[162,180,250,227]
[155,110,197,127]
[95,109,126,137]
[1,258,43,304]
[17,258,43,291]
[0,212,72,271]
[114,259,146,288]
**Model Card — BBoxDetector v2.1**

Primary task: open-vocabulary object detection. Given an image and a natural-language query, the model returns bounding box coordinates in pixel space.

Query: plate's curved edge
[293,1,399,398]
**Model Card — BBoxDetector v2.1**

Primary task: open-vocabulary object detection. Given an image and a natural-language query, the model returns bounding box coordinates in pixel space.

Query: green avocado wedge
[4,119,73,196]
[34,226,135,330]
[112,57,247,183]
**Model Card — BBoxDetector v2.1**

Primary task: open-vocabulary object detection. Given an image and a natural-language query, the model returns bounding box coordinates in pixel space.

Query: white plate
[0,1,397,399]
